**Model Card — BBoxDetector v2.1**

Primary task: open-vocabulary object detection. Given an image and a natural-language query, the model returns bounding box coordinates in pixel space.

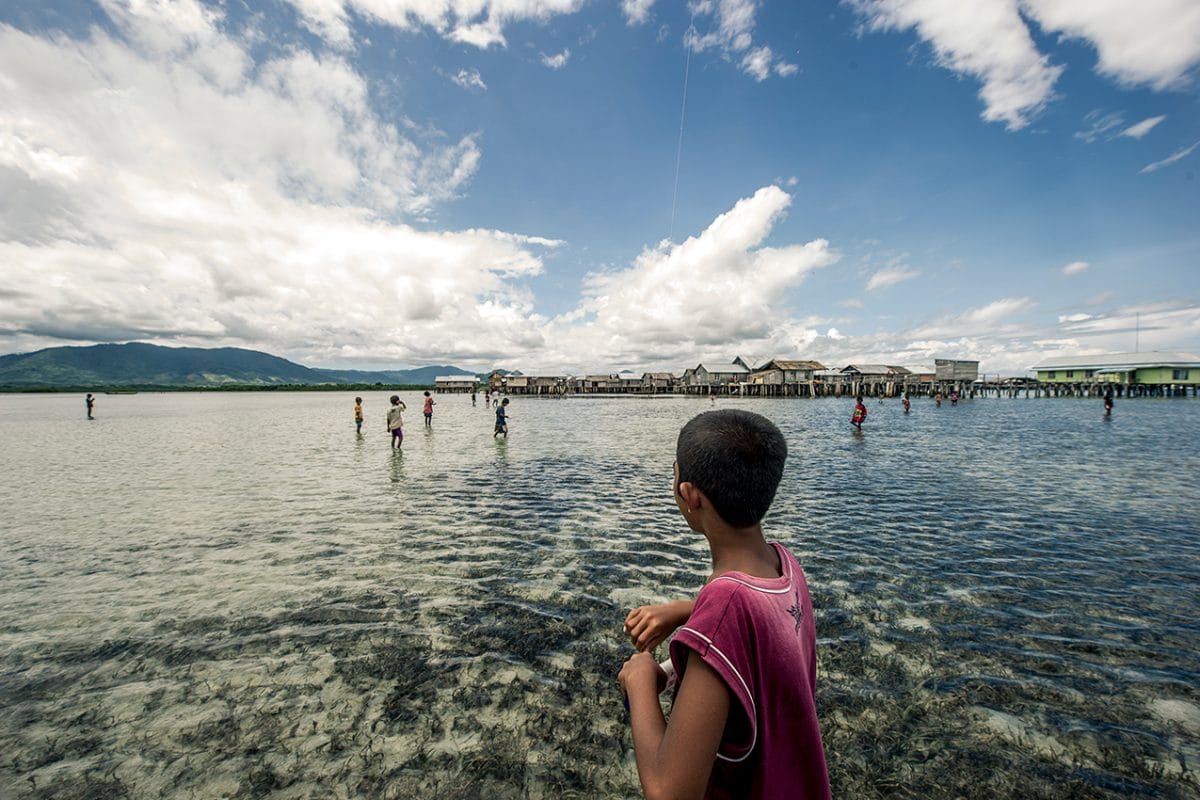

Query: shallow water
[1,392,1198,799]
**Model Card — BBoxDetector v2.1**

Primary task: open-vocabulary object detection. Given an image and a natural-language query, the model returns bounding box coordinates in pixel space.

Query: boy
[619,410,830,800]
[386,395,406,449]
[354,397,364,434]
[423,390,436,428]
[494,397,509,438]
[86,393,95,420]
[851,395,867,430]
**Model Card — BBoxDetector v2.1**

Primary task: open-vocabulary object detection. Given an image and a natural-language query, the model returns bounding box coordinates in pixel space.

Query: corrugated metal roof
[842,364,908,375]
[762,359,825,371]
[1030,351,1200,370]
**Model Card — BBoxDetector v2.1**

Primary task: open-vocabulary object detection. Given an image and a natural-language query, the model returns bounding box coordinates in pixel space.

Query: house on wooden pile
[810,368,844,395]
[616,373,642,392]
[682,361,751,394]
[746,359,826,397]
[1030,352,1200,396]
[434,374,478,393]
[894,365,935,394]
[573,374,621,393]
[840,365,911,397]
[531,376,566,395]
[899,365,935,382]
[485,371,509,392]
[935,359,980,383]
[642,372,675,393]
[499,374,565,395]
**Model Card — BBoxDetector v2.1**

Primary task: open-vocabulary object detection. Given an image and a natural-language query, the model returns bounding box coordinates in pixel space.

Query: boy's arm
[624,600,694,652]
[619,649,729,800]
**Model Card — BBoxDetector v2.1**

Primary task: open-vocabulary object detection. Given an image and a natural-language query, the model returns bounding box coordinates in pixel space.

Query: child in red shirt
[851,395,867,430]
[620,410,831,800]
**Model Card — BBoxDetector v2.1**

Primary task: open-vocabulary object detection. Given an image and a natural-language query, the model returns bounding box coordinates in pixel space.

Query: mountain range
[0,343,475,389]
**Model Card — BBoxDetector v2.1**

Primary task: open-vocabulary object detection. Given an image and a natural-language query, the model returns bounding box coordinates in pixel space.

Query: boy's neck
[706,524,780,581]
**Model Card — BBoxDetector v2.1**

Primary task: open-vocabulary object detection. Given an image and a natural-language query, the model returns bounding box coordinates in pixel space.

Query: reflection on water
[1,392,1198,798]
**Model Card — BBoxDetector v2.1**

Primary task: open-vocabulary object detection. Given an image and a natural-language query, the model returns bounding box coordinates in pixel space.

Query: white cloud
[1061,260,1089,276]
[740,46,773,81]
[451,67,487,91]
[910,297,1037,339]
[0,5,562,366]
[866,265,920,291]
[1058,313,1094,323]
[689,0,796,81]
[1075,110,1125,143]
[622,0,656,26]
[1140,140,1200,173]
[284,0,586,49]
[1022,0,1200,90]
[544,186,838,367]
[848,0,1200,130]
[541,48,571,70]
[1122,115,1166,139]
[848,0,1062,130]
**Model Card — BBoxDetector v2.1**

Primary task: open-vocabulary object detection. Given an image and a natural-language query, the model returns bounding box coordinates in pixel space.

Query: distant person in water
[709,392,716,406]
[950,390,959,406]
[386,395,407,449]
[86,393,95,420]
[934,391,943,408]
[1104,387,1114,416]
[902,392,911,414]
[471,391,477,407]
[851,395,867,431]
[494,397,509,438]
[423,390,435,428]
[354,397,364,434]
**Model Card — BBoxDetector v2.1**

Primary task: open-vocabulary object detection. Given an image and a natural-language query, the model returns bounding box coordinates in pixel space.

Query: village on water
[432,352,1200,400]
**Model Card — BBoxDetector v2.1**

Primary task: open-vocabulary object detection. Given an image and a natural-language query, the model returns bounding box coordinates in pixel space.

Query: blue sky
[1,0,1197,374]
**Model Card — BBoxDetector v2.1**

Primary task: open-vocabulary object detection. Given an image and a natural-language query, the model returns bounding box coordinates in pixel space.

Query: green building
[1030,352,1200,384]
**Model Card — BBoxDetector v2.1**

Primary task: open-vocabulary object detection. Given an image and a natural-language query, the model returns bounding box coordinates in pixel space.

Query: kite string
[668,10,697,243]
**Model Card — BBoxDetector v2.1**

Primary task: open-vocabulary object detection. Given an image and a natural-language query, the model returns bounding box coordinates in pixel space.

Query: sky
[1,0,1198,375]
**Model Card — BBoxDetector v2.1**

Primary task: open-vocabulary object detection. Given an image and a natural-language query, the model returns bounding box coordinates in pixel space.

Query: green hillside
[0,343,476,389]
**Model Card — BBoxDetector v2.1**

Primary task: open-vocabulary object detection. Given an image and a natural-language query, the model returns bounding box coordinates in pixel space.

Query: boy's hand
[618,651,667,696]
[623,600,694,652]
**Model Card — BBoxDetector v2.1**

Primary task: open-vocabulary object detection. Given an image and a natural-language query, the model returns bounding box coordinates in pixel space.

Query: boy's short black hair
[676,409,787,529]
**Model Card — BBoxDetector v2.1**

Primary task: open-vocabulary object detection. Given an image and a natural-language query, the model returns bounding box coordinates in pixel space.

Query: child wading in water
[423,390,436,428]
[354,397,364,434]
[493,397,509,438]
[851,395,867,431]
[620,410,831,800]
[386,395,406,449]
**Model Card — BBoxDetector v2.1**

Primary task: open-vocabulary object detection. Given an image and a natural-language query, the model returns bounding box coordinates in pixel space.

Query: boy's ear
[677,480,704,512]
